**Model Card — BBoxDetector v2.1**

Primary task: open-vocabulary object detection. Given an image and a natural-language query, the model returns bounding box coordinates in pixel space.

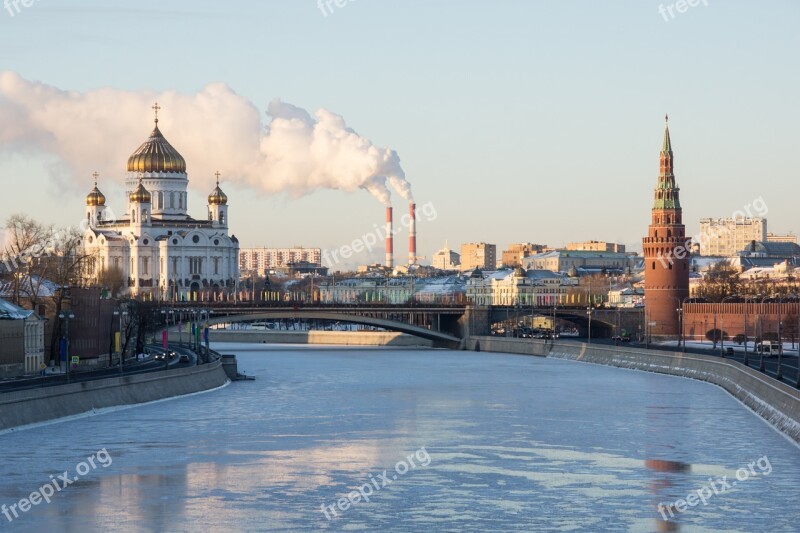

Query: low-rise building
[524,250,637,275]
[565,241,626,253]
[500,243,548,268]
[466,268,582,306]
[317,275,466,305]
[607,287,645,308]
[767,232,797,244]
[0,298,45,377]
[432,243,461,271]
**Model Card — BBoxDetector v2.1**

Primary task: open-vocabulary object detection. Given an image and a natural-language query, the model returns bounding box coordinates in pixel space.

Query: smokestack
[386,206,394,268]
[409,203,417,265]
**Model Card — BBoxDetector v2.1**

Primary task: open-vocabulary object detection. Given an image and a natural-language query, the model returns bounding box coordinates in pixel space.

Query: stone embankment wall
[0,361,229,432]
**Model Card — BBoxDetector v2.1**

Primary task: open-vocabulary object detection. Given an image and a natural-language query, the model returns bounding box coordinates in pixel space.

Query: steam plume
[0,72,413,204]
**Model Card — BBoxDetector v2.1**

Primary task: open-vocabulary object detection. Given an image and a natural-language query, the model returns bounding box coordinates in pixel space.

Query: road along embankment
[0,361,229,432]
[471,336,800,445]
[187,330,434,347]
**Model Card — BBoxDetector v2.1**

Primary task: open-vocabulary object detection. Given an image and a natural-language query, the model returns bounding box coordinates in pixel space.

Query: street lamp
[776,296,785,381]
[758,295,769,373]
[587,305,593,345]
[743,295,757,368]
[112,309,128,375]
[58,311,76,382]
[720,295,737,357]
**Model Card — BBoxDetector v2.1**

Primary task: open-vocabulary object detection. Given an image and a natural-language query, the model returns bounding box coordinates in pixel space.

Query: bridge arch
[206,310,463,348]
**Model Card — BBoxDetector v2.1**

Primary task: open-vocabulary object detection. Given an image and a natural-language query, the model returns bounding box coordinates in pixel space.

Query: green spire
[653,114,680,210]
[661,113,672,153]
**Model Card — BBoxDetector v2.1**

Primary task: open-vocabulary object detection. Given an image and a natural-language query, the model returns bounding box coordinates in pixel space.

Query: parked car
[178,354,190,363]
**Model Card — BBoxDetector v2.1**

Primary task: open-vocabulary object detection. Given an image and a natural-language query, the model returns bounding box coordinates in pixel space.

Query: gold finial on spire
[665,113,669,123]
[215,170,221,185]
[152,102,161,124]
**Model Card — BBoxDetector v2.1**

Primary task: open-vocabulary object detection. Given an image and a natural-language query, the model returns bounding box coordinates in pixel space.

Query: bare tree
[97,265,127,298]
[696,261,743,302]
[2,214,53,309]
[44,226,96,360]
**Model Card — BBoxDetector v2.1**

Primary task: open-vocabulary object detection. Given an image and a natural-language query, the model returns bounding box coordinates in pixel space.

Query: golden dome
[126,104,186,174]
[130,179,152,204]
[208,171,228,205]
[86,173,106,206]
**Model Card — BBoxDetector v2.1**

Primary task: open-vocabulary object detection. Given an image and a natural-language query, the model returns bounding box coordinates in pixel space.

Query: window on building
[142,257,149,275]
[170,192,175,208]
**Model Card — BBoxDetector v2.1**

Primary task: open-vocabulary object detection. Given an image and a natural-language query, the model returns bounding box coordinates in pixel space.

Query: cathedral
[82,104,239,301]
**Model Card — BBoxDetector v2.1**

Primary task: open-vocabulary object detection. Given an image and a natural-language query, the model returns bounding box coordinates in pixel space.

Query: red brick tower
[643,116,690,337]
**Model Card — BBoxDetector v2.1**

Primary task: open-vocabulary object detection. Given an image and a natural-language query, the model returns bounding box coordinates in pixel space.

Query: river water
[1,343,798,532]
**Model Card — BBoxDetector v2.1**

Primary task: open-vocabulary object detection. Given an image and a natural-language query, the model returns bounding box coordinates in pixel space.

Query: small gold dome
[86,175,106,206]
[126,104,186,174]
[130,179,152,204]
[208,172,228,205]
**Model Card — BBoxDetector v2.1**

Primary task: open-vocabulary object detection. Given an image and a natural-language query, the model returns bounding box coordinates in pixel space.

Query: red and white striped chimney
[385,206,394,268]
[409,203,417,265]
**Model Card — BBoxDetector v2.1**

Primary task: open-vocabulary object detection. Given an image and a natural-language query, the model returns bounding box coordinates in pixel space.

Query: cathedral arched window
[170,192,175,209]
[132,210,136,223]
[220,212,225,224]
[142,210,148,223]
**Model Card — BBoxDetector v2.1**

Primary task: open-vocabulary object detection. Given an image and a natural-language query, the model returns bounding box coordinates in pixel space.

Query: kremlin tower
[643,116,690,338]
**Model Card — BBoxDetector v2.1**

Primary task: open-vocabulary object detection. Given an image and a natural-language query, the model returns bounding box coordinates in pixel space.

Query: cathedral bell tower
[643,115,690,338]
[85,172,107,228]
[208,171,228,229]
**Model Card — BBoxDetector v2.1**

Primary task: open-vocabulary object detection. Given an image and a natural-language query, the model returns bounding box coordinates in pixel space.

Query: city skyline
[1,1,798,269]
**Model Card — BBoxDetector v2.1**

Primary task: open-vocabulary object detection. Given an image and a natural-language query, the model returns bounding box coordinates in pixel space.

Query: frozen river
[1,344,799,532]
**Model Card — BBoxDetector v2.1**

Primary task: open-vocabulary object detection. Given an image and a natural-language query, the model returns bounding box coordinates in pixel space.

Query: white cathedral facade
[82,105,239,301]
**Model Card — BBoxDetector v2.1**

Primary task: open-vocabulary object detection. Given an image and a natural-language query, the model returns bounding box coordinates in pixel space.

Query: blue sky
[0,0,798,267]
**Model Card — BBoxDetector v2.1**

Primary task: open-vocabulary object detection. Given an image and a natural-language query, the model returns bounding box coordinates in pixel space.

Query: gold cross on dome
[215,171,221,185]
[92,171,99,185]
[152,102,161,123]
